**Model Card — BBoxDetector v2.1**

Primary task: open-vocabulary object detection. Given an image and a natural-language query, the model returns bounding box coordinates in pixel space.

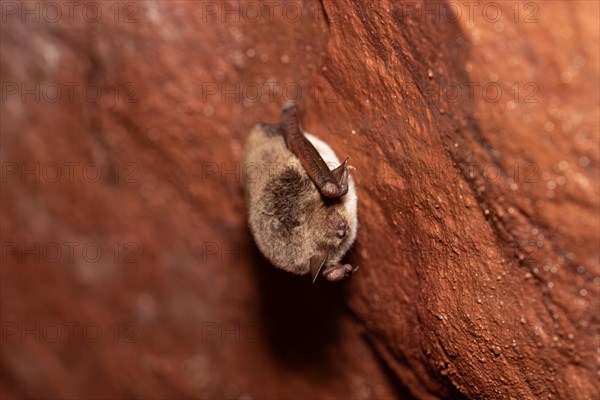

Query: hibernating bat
[244,103,358,283]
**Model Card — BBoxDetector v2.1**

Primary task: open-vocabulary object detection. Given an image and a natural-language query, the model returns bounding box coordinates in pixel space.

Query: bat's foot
[322,263,354,282]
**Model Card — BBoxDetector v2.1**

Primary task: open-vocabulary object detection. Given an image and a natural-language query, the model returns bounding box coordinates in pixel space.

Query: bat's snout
[334,220,348,238]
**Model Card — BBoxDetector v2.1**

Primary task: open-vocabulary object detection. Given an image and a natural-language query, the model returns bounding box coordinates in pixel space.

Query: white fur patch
[305,133,358,264]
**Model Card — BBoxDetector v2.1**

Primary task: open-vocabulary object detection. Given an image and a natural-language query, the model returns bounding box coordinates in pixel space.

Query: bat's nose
[335,220,348,238]
[327,212,348,239]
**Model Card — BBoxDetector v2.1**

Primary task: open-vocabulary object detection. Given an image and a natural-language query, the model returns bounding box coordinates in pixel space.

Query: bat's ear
[309,250,329,284]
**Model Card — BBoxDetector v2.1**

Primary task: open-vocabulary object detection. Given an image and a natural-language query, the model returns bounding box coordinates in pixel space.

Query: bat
[244,102,358,283]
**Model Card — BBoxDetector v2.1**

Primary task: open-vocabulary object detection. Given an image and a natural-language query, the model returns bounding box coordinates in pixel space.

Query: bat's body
[244,105,358,282]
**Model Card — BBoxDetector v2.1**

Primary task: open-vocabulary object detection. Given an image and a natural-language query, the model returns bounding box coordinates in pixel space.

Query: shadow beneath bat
[246,227,350,369]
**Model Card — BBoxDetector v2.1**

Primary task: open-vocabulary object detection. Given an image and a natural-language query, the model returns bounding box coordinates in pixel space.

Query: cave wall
[1,1,598,399]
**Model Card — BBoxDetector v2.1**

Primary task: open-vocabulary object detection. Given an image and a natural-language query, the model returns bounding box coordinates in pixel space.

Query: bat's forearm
[281,104,348,199]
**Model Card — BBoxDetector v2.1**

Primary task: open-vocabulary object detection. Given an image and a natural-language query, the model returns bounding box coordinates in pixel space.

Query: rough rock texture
[1,1,598,399]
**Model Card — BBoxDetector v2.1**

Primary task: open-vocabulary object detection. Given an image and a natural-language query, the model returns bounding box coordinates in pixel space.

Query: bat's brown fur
[244,123,358,277]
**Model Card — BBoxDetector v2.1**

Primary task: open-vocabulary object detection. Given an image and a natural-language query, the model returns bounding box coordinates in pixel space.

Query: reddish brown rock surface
[1,1,598,399]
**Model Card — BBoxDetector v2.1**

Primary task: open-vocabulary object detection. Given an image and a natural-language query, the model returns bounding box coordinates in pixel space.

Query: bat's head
[301,186,357,282]
[256,162,357,272]
[313,205,352,250]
